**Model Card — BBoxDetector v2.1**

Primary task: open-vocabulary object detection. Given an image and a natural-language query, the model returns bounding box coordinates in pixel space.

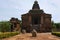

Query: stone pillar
[16,24,20,31]
[40,16,44,32]
[41,16,44,24]
[27,15,31,32]
[29,15,31,24]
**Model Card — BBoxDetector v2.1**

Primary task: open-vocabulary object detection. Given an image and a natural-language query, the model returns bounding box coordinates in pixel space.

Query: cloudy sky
[0,0,60,23]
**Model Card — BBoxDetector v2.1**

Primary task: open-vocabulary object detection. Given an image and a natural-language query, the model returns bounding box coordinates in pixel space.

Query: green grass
[0,32,20,39]
[52,32,60,37]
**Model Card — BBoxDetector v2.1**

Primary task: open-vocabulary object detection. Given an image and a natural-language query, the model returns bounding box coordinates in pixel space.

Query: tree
[0,21,11,32]
[55,23,60,29]
[51,21,60,32]
[51,21,57,32]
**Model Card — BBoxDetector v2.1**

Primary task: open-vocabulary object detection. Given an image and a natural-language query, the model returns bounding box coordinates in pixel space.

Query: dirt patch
[2,33,60,40]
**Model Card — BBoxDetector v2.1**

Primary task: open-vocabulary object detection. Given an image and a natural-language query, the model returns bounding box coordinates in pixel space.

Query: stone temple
[21,1,52,32]
[10,17,20,32]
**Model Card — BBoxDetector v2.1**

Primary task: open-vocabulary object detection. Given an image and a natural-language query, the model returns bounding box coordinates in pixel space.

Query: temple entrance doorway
[31,16,40,32]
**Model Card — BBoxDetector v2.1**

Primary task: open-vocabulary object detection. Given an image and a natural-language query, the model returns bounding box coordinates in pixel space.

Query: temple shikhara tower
[21,1,52,32]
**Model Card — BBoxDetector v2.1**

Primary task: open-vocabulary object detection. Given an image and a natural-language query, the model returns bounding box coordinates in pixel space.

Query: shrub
[0,32,20,39]
[52,32,60,37]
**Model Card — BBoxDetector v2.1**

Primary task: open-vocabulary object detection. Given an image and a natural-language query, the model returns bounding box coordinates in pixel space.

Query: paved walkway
[2,33,60,40]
